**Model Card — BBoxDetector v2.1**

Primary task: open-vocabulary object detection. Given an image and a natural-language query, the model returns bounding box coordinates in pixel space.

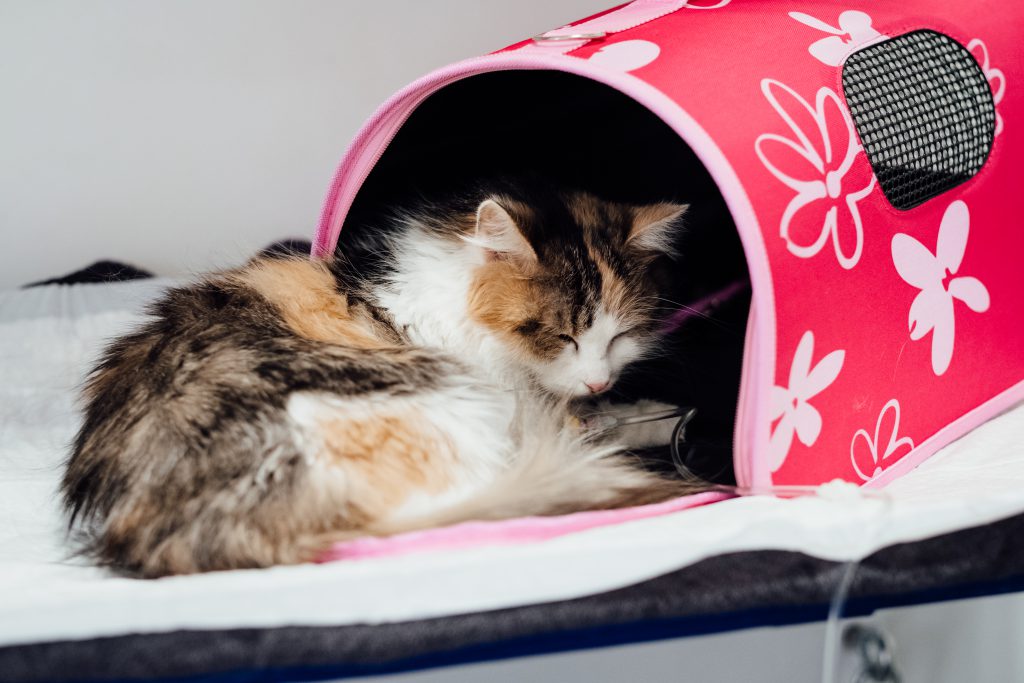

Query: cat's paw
[576,399,681,449]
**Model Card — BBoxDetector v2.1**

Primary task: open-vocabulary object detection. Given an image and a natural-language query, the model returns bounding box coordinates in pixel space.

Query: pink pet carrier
[312,0,1023,492]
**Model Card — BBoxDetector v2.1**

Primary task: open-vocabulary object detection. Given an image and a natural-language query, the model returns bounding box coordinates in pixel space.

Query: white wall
[0,0,609,289]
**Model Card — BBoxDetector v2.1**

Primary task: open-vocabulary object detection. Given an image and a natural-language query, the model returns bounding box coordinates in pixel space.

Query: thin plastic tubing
[821,559,860,683]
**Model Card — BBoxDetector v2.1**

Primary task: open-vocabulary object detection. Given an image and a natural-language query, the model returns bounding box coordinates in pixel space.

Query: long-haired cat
[62,182,703,577]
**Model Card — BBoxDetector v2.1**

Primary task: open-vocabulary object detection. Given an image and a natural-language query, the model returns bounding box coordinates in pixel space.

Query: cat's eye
[557,334,578,351]
[609,330,632,348]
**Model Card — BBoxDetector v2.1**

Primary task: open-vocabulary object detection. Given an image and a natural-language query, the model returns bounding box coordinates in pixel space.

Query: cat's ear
[628,203,688,256]
[471,199,537,265]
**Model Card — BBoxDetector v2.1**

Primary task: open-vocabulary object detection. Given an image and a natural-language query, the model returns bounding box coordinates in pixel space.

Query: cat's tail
[369,399,708,537]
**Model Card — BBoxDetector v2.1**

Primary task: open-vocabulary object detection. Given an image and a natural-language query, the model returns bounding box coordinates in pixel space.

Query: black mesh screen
[842,30,996,210]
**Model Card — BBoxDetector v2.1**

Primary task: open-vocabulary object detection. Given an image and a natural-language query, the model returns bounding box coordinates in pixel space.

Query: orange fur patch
[593,250,631,315]
[236,258,389,348]
[467,262,533,331]
[317,407,458,521]
[466,262,567,360]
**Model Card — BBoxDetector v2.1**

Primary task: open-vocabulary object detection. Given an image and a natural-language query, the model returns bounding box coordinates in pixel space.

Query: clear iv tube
[627,406,892,683]
[663,409,891,682]
[821,559,860,683]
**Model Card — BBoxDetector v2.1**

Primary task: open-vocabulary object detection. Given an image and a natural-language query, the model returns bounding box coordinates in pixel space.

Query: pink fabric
[517,0,688,56]
[864,379,1024,489]
[315,1,1024,497]
[319,491,731,562]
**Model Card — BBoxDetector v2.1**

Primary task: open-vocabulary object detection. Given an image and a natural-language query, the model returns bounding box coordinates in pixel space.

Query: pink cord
[659,279,750,335]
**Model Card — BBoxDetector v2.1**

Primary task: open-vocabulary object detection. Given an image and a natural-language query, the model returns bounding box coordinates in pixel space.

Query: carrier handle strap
[519,0,689,56]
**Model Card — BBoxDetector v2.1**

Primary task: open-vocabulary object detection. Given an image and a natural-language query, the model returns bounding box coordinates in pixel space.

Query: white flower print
[967,38,1005,136]
[850,399,915,481]
[769,331,846,472]
[891,200,990,376]
[755,79,877,269]
[587,40,661,72]
[789,10,884,66]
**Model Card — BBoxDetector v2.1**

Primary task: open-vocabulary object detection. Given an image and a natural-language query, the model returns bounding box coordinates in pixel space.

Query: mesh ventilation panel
[842,30,996,210]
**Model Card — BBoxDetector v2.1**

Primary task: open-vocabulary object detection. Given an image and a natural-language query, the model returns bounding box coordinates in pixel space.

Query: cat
[62,181,704,577]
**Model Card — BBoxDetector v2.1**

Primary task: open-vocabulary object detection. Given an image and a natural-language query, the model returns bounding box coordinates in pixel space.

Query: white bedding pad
[1,279,1022,648]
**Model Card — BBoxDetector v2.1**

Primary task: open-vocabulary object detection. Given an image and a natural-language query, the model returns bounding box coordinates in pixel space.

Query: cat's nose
[585,380,610,394]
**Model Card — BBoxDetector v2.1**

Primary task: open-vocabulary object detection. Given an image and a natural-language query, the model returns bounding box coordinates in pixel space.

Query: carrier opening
[338,71,750,484]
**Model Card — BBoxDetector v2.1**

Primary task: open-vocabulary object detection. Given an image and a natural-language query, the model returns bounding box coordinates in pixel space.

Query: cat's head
[463,189,686,399]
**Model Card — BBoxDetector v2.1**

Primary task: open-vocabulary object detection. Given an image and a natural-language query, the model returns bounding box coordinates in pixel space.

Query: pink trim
[312,53,777,489]
[733,301,759,487]
[318,491,731,562]
[864,380,1024,489]
[519,0,688,56]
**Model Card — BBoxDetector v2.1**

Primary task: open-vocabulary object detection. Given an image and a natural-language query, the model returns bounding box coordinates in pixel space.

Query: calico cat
[62,182,703,577]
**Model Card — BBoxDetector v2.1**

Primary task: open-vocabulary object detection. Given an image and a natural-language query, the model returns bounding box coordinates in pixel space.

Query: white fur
[374,220,528,391]
[286,375,517,522]
[287,210,675,536]
[376,220,650,400]
[534,307,645,398]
